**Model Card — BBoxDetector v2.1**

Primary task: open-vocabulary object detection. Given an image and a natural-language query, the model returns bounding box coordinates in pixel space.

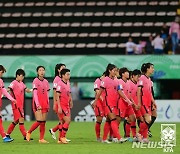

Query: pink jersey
[0,79,4,108]
[94,78,103,107]
[8,80,26,110]
[117,79,130,108]
[53,76,61,90]
[32,78,50,110]
[56,80,71,107]
[128,80,138,105]
[100,76,118,107]
[138,75,152,106]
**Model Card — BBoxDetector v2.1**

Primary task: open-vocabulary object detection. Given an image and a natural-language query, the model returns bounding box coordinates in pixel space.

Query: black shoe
[148,130,152,138]
[24,137,33,140]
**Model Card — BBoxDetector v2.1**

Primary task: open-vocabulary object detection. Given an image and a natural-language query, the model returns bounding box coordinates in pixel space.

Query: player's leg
[148,108,157,137]
[6,109,19,137]
[39,111,49,143]
[0,115,14,142]
[102,117,111,143]
[142,113,151,143]
[95,115,103,141]
[60,116,71,144]
[18,117,28,139]
[26,110,42,141]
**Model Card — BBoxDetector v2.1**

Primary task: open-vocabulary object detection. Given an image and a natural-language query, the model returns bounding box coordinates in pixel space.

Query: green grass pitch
[0,121,179,154]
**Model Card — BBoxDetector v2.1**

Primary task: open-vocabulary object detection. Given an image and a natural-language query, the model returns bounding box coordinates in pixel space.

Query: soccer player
[128,69,143,142]
[92,64,127,143]
[26,66,50,143]
[116,67,136,141]
[6,69,32,140]
[93,73,105,142]
[0,65,15,142]
[137,63,157,143]
[56,68,72,144]
[49,63,66,140]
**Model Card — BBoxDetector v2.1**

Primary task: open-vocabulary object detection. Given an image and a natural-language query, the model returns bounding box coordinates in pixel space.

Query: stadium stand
[0,0,179,54]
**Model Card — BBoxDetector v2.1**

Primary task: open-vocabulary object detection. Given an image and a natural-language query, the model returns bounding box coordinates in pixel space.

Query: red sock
[19,123,26,137]
[139,122,148,138]
[95,122,101,139]
[110,119,121,140]
[7,122,17,135]
[61,123,69,138]
[103,121,110,140]
[0,117,6,138]
[40,121,46,140]
[59,123,63,139]
[143,122,148,138]
[125,122,131,137]
[131,121,136,137]
[52,123,60,132]
[28,121,41,133]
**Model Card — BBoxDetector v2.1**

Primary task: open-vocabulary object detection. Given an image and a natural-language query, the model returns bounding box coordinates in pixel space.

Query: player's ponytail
[105,63,116,76]
[141,63,153,74]
[54,63,66,77]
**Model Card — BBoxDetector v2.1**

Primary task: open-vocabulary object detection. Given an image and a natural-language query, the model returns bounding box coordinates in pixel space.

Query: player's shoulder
[94,78,101,83]
[43,78,49,83]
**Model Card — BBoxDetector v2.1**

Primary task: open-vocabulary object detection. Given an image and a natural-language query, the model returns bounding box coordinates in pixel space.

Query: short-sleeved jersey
[128,80,138,105]
[138,75,152,106]
[53,76,61,90]
[9,80,26,109]
[100,76,118,107]
[32,78,50,109]
[0,79,5,107]
[56,80,71,107]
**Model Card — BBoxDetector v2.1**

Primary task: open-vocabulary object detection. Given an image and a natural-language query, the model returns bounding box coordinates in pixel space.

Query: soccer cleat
[142,138,149,143]
[132,137,138,142]
[148,130,152,138]
[96,138,102,142]
[112,138,118,143]
[6,135,11,138]
[3,137,14,143]
[26,131,31,141]
[60,137,68,144]
[108,136,113,142]
[66,138,71,142]
[102,140,111,144]
[39,139,49,143]
[49,129,56,140]
[136,133,143,142]
[24,137,33,141]
[125,137,133,142]
[57,140,62,144]
[118,138,128,143]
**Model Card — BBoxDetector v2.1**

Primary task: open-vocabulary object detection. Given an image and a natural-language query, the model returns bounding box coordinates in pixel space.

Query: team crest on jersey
[53,83,57,87]
[94,84,98,89]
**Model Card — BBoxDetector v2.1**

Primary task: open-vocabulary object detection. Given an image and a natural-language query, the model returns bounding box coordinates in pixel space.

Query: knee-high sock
[139,122,148,138]
[0,116,6,138]
[7,122,17,135]
[52,123,60,132]
[125,121,131,137]
[131,122,136,137]
[110,119,121,140]
[61,123,69,138]
[58,123,63,140]
[95,122,101,139]
[40,121,46,140]
[103,121,110,140]
[28,121,41,133]
[19,123,26,137]
[148,116,156,129]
